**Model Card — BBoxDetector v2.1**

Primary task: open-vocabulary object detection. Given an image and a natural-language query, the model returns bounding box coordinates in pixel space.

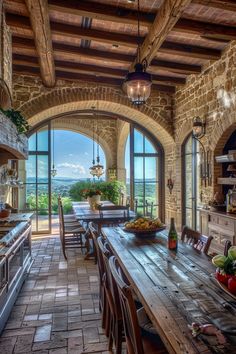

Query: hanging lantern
[192,116,205,139]
[124,0,152,105]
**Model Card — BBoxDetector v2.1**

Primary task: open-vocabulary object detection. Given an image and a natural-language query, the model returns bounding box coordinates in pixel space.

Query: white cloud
[84,152,89,156]
[57,162,86,175]
[68,153,74,157]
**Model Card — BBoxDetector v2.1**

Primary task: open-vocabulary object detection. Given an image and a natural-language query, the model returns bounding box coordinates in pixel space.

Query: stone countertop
[199,208,236,220]
[0,212,33,223]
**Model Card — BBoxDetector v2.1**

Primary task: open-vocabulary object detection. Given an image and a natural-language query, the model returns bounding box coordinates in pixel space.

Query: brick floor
[0,236,110,354]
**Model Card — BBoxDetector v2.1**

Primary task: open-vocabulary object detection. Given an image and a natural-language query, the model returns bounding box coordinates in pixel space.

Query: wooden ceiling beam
[12,64,176,93]
[132,0,192,70]
[12,36,202,74]
[24,0,55,87]
[12,54,186,85]
[192,0,236,12]
[176,18,236,41]
[160,41,221,59]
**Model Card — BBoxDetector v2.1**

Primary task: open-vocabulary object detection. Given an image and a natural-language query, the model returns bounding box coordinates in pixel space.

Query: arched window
[22,121,106,233]
[183,134,201,230]
[125,125,164,219]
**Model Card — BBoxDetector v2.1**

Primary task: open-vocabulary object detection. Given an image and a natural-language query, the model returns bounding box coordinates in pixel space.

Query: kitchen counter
[199,208,236,220]
[0,212,33,223]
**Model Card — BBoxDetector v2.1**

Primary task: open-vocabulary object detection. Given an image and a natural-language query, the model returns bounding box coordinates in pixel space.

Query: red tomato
[228,276,236,295]
[215,269,231,285]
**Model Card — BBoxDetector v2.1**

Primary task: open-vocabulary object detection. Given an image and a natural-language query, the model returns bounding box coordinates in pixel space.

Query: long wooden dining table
[72,201,136,259]
[101,226,236,354]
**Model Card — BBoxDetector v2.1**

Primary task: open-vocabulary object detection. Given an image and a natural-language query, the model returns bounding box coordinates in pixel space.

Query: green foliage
[69,180,125,204]
[1,108,29,134]
[27,193,72,215]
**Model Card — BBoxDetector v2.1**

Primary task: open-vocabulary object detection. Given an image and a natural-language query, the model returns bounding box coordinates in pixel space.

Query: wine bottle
[168,218,178,251]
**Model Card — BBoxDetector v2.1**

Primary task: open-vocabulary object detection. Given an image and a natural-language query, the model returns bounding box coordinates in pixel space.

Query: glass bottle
[168,218,178,251]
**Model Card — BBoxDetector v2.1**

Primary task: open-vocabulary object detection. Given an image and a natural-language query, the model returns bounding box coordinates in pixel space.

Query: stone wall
[174,40,236,226]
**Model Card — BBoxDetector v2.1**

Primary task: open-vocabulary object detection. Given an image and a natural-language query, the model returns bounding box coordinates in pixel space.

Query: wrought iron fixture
[124,0,152,105]
[89,101,104,179]
[192,116,205,139]
[51,125,57,178]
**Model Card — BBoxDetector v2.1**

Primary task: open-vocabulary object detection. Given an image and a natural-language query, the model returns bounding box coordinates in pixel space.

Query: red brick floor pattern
[0,236,110,354]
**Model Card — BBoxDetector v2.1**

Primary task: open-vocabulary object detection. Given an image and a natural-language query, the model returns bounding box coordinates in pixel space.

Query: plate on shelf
[124,226,166,238]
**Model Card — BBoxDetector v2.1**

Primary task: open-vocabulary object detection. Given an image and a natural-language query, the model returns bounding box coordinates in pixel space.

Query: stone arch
[116,121,130,182]
[18,86,174,150]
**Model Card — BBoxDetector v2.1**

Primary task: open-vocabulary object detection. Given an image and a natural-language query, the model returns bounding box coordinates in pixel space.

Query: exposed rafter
[132,0,192,70]
[192,0,236,12]
[24,0,55,87]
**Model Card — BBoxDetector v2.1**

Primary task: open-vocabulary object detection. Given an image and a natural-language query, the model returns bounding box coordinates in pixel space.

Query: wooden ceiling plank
[24,0,55,87]
[6,13,139,48]
[176,18,236,41]
[133,0,192,69]
[12,35,202,74]
[160,41,221,59]
[192,0,236,12]
[48,0,154,27]
[13,54,186,85]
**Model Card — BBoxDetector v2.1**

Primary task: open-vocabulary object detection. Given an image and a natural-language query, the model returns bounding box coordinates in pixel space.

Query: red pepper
[228,276,236,295]
[215,269,231,285]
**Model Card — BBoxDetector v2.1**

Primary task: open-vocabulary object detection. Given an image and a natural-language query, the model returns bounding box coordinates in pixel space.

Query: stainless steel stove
[0,219,32,333]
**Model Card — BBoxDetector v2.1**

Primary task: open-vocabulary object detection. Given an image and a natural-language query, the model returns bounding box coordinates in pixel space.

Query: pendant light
[51,124,57,178]
[124,0,152,105]
[92,91,104,179]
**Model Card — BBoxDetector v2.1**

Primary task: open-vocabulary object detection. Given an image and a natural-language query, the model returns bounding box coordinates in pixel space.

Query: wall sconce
[167,172,174,194]
[192,116,205,139]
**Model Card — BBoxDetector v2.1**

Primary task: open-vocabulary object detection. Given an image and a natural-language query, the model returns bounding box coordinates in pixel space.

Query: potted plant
[82,189,102,210]
[212,246,236,294]
[0,108,29,134]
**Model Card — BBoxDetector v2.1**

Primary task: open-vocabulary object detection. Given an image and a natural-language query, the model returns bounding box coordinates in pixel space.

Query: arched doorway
[125,124,164,220]
[21,121,106,233]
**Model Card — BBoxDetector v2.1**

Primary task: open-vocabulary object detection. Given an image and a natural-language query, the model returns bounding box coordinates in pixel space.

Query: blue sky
[53,130,106,178]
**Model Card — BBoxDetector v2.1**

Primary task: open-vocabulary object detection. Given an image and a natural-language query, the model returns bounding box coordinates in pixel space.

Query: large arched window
[125,125,164,219]
[22,121,106,233]
[183,134,201,230]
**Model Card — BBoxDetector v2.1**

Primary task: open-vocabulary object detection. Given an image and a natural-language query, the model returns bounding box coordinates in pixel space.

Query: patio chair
[109,256,168,354]
[58,198,86,260]
[181,225,213,255]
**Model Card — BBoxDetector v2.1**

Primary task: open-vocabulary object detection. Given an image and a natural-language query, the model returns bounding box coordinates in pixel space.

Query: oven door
[0,256,7,302]
[7,243,23,290]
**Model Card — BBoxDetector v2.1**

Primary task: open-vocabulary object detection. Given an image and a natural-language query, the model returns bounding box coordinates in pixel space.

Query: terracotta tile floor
[0,236,110,354]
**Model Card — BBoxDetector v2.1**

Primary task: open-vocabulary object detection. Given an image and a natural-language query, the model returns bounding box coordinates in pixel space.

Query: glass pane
[134,129,144,153]
[185,208,193,228]
[196,152,201,208]
[145,182,157,206]
[37,128,48,151]
[125,134,130,196]
[26,155,36,183]
[37,215,49,231]
[37,155,48,181]
[134,183,144,205]
[25,184,36,210]
[185,154,192,208]
[145,157,157,181]
[145,137,156,153]
[28,133,36,151]
[134,157,143,181]
[31,213,37,233]
[185,135,192,154]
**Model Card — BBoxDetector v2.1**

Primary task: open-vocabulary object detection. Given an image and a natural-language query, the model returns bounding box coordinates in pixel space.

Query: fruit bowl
[124,225,166,237]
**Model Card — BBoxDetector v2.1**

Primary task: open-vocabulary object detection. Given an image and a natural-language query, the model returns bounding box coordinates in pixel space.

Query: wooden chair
[181,225,213,255]
[224,240,232,256]
[97,238,124,354]
[58,199,86,260]
[88,225,109,334]
[58,196,81,225]
[145,200,154,218]
[109,256,168,354]
[98,205,130,226]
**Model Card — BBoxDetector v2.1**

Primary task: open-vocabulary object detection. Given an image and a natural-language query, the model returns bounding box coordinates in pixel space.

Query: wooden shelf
[217,177,236,185]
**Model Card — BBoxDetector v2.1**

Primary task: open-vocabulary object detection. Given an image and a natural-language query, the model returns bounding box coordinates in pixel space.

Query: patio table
[72,201,136,259]
[102,226,236,354]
